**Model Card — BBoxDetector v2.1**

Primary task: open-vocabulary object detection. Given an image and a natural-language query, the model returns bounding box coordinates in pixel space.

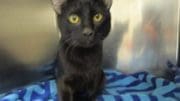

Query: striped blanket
[0,64,180,101]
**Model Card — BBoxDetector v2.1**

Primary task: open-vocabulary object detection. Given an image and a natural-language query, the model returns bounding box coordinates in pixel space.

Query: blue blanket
[1,64,180,101]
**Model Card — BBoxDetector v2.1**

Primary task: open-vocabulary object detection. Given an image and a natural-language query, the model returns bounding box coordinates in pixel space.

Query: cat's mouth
[75,39,99,48]
[78,41,96,48]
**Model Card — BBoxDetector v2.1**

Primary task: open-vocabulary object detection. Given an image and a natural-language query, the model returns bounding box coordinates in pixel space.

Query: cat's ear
[51,0,66,14]
[103,0,112,9]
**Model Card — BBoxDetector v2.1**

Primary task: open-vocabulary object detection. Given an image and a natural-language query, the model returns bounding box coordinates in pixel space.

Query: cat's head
[51,0,112,48]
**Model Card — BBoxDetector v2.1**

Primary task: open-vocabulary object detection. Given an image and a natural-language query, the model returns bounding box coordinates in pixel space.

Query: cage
[0,0,179,97]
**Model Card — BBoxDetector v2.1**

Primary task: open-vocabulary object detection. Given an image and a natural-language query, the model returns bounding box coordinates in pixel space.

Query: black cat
[51,0,112,100]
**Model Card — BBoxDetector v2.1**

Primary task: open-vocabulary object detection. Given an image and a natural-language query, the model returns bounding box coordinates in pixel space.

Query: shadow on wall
[0,0,59,93]
[0,0,59,67]
[0,47,54,94]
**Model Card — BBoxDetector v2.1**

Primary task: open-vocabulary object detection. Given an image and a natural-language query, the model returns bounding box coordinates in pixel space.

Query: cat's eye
[68,14,80,24]
[93,13,103,23]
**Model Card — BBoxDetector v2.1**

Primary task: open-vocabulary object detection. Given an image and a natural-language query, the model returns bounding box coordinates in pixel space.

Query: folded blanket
[0,64,180,101]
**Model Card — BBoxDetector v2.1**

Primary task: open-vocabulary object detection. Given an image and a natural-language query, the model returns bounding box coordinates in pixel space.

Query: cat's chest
[59,46,102,72]
[66,49,101,66]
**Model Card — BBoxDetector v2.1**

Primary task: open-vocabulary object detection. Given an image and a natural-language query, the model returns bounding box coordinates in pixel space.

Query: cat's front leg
[57,76,74,101]
[87,70,105,101]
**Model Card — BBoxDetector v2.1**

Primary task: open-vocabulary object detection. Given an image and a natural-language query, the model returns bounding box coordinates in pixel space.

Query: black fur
[54,0,111,101]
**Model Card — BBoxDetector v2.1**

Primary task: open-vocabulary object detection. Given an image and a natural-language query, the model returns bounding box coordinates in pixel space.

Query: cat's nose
[83,27,93,37]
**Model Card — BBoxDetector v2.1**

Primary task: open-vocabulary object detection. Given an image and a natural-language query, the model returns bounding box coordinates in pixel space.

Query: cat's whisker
[69,41,77,56]
[63,38,71,44]
[66,46,72,55]
[66,38,72,43]
[65,44,73,56]
[72,41,78,48]
[63,38,78,57]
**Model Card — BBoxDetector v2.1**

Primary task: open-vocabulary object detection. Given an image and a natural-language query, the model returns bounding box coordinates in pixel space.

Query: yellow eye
[68,14,80,24]
[93,13,103,22]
